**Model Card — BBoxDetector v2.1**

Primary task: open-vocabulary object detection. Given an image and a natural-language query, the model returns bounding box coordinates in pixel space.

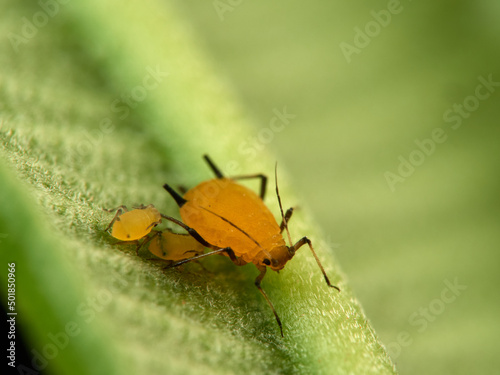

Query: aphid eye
[263,259,271,266]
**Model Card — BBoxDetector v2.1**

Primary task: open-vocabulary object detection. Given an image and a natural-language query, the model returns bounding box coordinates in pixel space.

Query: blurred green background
[1,0,499,374]
[174,0,500,374]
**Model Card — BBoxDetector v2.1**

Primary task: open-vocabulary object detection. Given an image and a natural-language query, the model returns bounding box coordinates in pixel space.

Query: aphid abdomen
[181,178,282,260]
[180,204,254,258]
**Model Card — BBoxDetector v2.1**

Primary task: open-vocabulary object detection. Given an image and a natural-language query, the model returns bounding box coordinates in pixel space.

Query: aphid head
[262,244,295,271]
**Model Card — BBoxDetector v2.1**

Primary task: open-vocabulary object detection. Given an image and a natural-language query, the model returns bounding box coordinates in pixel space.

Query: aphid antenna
[274,163,293,247]
[275,163,341,292]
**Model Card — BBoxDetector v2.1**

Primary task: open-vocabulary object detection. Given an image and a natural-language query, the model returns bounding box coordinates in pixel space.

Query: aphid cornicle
[104,204,162,242]
[160,155,340,337]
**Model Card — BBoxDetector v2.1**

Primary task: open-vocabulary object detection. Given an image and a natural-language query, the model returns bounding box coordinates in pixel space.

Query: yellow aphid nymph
[104,204,161,241]
[147,230,205,262]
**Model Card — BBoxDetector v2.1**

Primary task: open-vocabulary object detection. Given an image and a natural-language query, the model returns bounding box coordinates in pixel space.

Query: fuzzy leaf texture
[0,1,397,374]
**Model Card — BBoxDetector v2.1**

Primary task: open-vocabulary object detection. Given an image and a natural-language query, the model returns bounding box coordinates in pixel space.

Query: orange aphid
[161,155,340,337]
[181,178,288,268]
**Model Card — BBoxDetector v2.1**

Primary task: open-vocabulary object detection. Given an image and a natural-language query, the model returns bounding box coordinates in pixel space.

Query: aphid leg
[103,205,128,231]
[163,247,241,268]
[203,155,268,198]
[146,252,211,273]
[145,219,162,231]
[132,203,155,211]
[136,230,160,256]
[103,205,129,213]
[255,265,283,337]
[230,174,268,200]
[111,239,141,253]
[292,237,340,292]
[279,207,294,233]
[177,185,189,195]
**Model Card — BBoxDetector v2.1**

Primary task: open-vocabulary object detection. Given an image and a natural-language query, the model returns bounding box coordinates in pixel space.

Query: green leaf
[1,1,397,374]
